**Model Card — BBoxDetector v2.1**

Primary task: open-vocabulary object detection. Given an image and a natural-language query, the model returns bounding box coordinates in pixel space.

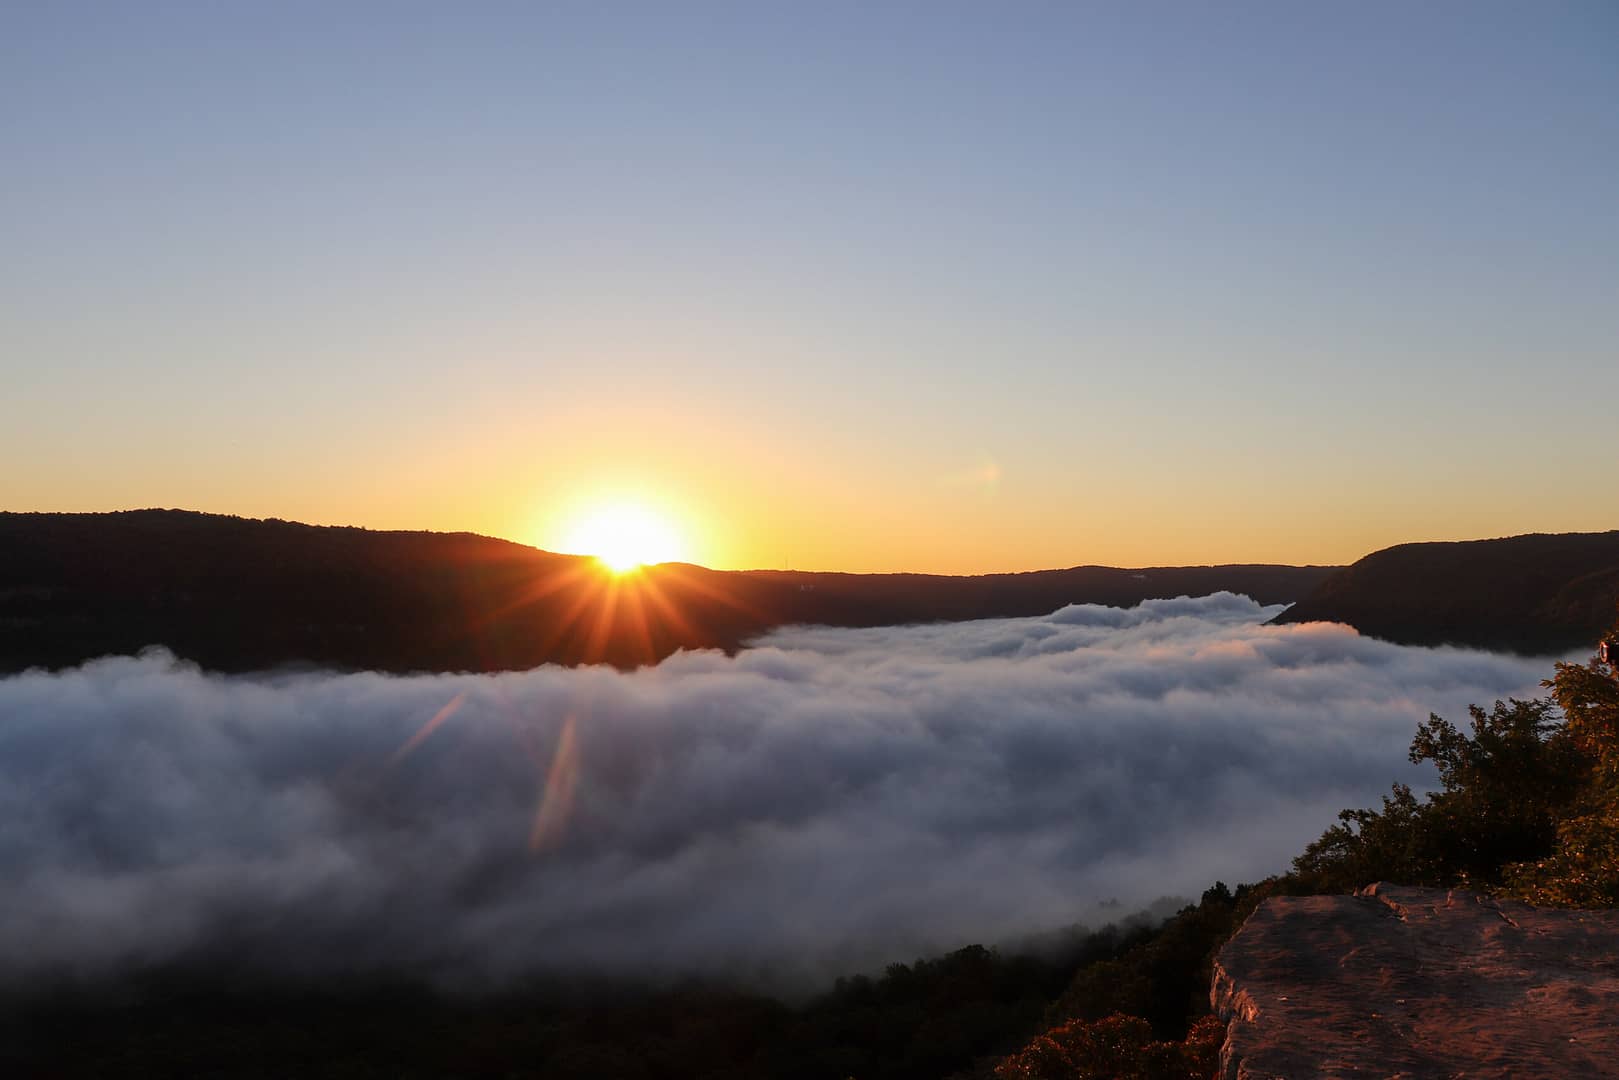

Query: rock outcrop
[1212,883,1619,1079]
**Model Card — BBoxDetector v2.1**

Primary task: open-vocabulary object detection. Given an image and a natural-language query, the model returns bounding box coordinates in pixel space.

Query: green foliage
[1499,647,1619,906]
[1291,782,1435,891]
[1544,651,1619,784]
[771,944,1076,1080]
[8,944,1089,1080]
[1292,613,1619,910]
[1292,698,1584,894]
[992,1013,1223,1080]
[1047,882,1263,1041]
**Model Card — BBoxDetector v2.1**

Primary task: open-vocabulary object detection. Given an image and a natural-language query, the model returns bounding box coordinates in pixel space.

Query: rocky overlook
[1212,883,1619,1079]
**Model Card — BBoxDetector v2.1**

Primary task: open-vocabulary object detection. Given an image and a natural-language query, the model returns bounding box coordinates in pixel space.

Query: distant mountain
[0,510,1336,674]
[1270,531,1619,654]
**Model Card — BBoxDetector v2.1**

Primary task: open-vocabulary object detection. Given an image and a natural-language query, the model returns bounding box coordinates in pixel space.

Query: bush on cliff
[1501,647,1619,906]
[1291,624,1619,907]
[1045,882,1262,1040]
[1291,698,1583,893]
[992,1013,1223,1080]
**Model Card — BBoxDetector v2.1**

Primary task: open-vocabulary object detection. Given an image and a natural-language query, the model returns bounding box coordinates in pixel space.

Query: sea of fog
[0,593,1568,991]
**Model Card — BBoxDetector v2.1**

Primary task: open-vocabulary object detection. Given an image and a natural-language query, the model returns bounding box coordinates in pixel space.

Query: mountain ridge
[0,509,1336,674]
[1271,529,1619,654]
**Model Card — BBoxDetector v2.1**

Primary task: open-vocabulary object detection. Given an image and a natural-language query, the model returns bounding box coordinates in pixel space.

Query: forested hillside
[1272,531,1619,654]
[0,510,1333,673]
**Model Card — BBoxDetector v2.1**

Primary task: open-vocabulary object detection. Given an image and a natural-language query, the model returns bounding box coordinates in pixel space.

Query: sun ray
[529,573,610,662]
[467,557,600,632]
[633,571,701,647]
[651,563,773,626]
[584,572,624,662]
[617,574,659,665]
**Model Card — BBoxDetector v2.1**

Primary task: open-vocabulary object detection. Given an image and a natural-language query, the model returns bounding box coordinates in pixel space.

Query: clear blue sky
[4,2,1616,571]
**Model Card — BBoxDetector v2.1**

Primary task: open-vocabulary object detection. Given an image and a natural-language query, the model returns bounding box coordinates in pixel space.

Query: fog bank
[0,594,1563,989]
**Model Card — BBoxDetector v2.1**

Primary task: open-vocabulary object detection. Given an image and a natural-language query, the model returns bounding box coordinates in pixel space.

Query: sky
[4,1,1616,573]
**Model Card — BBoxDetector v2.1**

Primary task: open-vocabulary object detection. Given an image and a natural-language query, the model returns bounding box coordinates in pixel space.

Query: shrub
[1292,698,1583,893]
[1500,648,1619,906]
[993,1013,1223,1080]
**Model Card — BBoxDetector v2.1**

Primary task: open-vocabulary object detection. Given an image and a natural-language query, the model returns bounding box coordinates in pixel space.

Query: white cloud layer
[0,594,1564,990]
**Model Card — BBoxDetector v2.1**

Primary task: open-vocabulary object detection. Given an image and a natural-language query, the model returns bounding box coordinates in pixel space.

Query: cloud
[0,594,1564,991]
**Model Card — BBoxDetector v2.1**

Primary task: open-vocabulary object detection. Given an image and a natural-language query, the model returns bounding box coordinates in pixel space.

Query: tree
[1293,699,1584,893]
[1501,629,1619,906]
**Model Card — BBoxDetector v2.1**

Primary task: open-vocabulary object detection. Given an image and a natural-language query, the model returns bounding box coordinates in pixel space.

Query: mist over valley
[1,593,1563,992]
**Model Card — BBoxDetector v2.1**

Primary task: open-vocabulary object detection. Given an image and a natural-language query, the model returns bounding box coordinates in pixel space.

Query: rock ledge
[1212,883,1619,1079]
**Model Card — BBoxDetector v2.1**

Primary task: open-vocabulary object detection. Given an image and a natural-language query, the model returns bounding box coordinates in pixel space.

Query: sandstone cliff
[1212,883,1619,1079]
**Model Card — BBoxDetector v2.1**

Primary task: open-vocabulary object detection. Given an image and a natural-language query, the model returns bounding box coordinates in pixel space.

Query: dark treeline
[7,513,1613,677]
[2,941,1094,1079]
[1,901,1210,1079]
[0,510,1334,674]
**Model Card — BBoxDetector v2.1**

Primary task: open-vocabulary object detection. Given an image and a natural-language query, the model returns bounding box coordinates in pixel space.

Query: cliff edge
[1212,883,1619,1079]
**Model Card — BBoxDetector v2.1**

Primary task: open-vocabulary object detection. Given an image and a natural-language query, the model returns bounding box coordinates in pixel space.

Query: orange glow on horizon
[555,500,690,573]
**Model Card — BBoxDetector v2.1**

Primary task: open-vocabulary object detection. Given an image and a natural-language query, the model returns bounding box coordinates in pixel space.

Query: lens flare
[387,692,466,767]
[530,715,580,853]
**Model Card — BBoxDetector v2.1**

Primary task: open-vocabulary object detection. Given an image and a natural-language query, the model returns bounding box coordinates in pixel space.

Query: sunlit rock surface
[1212,883,1619,1079]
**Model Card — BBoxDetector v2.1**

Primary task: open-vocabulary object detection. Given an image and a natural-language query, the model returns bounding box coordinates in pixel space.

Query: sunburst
[559,501,687,572]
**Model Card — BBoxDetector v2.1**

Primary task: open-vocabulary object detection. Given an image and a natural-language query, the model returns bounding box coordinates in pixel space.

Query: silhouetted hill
[0,510,1335,674]
[1271,531,1619,654]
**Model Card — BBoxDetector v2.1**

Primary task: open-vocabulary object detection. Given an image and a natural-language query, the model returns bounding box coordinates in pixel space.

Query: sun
[558,502,688,572]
